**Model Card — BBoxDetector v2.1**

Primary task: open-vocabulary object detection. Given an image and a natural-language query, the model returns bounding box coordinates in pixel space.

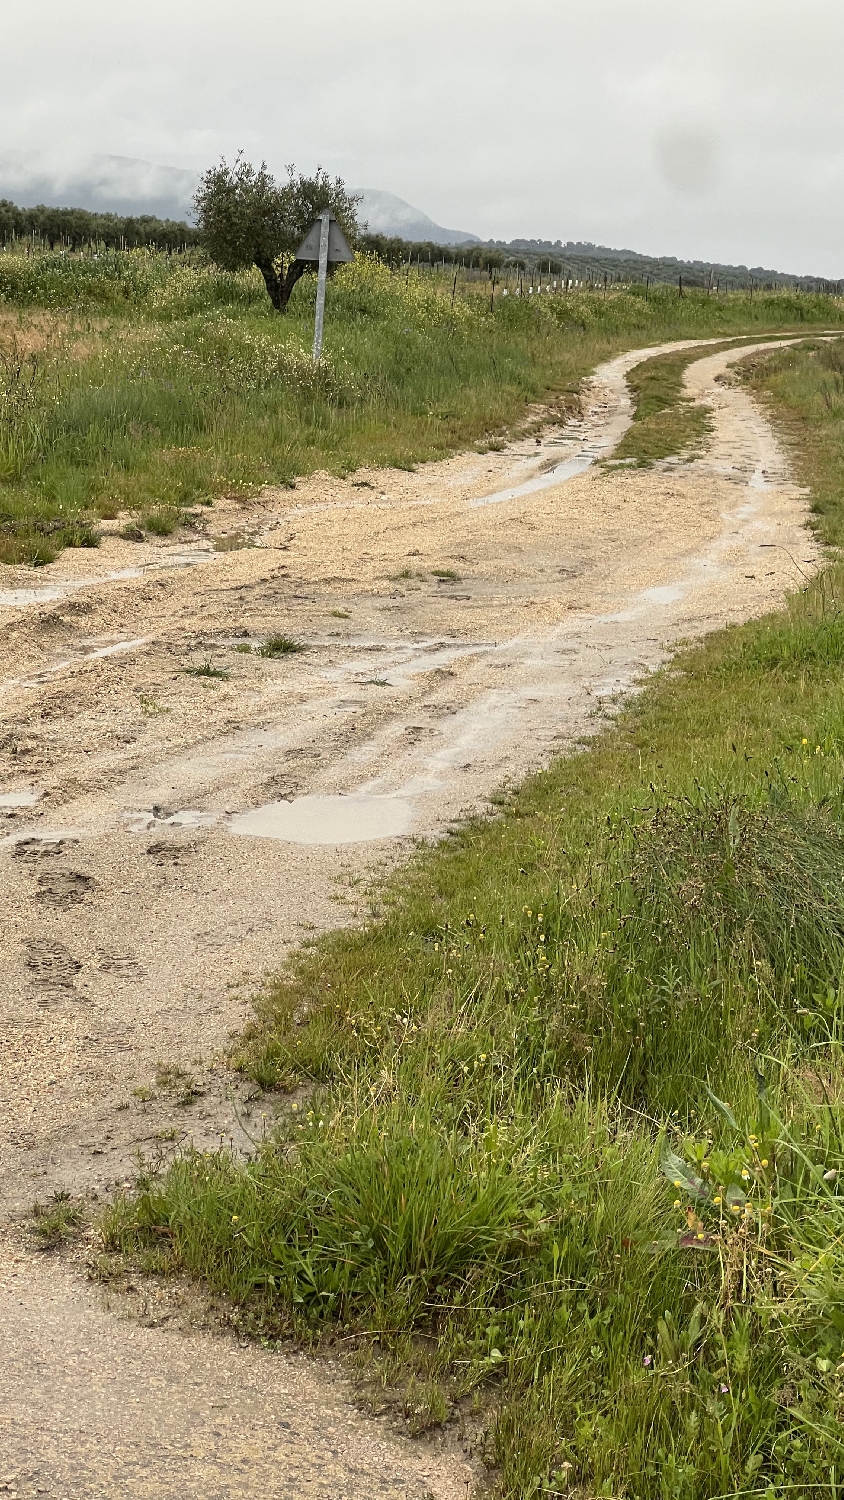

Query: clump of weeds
[155,1064,203,1106]
[143,506,181,536]
[183,660,229,680]
[258,634,305,658]
[29,1191,85,1251]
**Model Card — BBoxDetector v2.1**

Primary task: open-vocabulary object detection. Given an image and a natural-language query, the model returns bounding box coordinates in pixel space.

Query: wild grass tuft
[30,1191,85,1250]
[183,660,229,680]
[143,507,180,537]
[257,634,304,658]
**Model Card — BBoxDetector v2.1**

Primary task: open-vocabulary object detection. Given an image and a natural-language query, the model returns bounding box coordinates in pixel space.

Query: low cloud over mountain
[355,189,477,245]
[0,151,198,220]
[0,152,479,244]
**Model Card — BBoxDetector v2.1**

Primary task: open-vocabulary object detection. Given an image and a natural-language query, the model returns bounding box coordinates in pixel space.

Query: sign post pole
[295,212,353,365]
[312,211,331,364]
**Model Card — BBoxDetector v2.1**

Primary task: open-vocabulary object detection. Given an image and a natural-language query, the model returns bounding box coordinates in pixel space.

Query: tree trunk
[279,259,307,311]
[254,257,308,314]
[255,257,283,311]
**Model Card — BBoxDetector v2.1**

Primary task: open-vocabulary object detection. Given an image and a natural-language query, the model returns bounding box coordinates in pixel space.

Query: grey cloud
[657,130,720,195]
[1,0,842,275]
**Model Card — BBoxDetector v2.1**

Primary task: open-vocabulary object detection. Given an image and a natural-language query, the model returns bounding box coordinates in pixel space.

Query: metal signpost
[295,211,353,364]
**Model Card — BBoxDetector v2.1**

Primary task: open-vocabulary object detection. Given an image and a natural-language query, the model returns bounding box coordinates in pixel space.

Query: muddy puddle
[229,793,417,845]
[0,547,214,610]
[0,789,40,810]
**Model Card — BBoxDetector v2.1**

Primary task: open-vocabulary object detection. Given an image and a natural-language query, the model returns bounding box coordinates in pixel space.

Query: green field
[1,246,841,564]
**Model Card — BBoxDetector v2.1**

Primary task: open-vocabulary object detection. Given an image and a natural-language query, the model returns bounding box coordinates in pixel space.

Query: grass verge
[104,337,844,1498]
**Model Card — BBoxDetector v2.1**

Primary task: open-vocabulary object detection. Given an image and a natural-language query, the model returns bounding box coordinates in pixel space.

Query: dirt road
[0,337,821,1496]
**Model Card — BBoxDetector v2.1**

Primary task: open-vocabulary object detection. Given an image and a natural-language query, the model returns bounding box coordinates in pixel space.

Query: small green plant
[137,693,168,714]
[234,641,253,653]
[432,568,460,581]
[258,634,304,657]
[30,1191,84,1250]
[154,1063,203,1106]
[330,609,351,618]
[183,660,229,680]
[61,521,101,548]
[143,506,180,537]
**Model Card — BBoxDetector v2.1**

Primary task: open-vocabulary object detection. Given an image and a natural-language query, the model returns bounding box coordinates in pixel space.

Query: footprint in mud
[96,949,145,979]
[144,839,197,865]
[25,939,82,989]
[35,870,98,908]
[12,837,80,861]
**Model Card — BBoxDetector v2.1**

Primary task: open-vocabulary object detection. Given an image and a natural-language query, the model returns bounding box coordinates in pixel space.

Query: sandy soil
[0,336,823,1496]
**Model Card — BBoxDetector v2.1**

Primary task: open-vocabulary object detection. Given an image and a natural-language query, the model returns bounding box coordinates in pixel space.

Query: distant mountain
[0,153,480,245]
[354,189,478,246]
[0,151,197,221]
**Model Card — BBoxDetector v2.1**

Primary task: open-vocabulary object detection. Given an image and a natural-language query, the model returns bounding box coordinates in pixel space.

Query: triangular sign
[296,215,354,264]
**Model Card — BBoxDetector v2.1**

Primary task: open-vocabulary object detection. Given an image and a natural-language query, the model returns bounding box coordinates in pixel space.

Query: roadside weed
[30,1192,85,1251]
[183,660,229,680]
[258,634,304,658]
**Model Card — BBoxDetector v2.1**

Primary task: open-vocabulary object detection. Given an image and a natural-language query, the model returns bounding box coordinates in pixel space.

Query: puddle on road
[1,637,149,696]
[212,533,254,552]
[0,569,143,609]
[640,583,686,606]
[123,809,218,833]
[229,794,416,845]
[470,446,611,508]
[0,548,214,610]
[0,789,40,810]
[1,827,86,853]
[470,377,635,510]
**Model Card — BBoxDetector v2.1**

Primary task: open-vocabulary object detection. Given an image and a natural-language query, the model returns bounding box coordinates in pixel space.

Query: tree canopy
[193,155,360,311]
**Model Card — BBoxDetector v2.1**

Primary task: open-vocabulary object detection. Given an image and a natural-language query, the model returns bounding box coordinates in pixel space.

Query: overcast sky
[2,0,843,275]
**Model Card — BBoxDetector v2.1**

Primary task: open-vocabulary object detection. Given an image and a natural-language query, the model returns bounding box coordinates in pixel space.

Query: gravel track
[0,336,822,1497]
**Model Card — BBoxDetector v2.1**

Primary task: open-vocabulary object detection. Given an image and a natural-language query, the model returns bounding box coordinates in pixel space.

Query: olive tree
[193,155,360,312]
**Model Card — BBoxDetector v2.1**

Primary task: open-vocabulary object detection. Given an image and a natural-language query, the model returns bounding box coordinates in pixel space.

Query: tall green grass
[1,249,841,564]
[749,338,844,548]
[104,336,844,1497]
[610,342,721,465]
